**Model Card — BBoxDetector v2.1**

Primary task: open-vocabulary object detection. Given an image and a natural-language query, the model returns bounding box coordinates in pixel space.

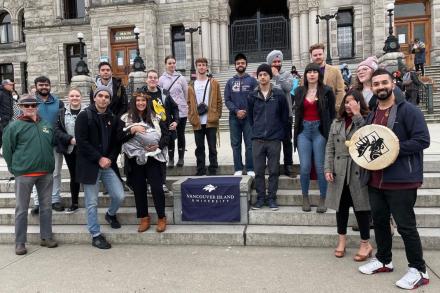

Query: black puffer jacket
[0,86,13,130]
[293,85,336,151]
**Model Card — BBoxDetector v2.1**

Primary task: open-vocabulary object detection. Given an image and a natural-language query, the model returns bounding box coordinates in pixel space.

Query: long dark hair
[127,91,153,126]
[337,89,369,119]
[300,63,326,110]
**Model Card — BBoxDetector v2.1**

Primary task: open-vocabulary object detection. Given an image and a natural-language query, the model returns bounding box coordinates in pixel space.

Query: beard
[236,66,246,74]
[272,65,281,72]
[36,89,50,97]
[376,88,393,100]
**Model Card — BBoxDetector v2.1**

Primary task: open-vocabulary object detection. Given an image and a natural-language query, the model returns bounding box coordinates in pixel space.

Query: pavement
[0,244,439,293]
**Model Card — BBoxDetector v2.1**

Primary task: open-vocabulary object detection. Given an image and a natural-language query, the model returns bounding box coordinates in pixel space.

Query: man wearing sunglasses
[2,95,58,255]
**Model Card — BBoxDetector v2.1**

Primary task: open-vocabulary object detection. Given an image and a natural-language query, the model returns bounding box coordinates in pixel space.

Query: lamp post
[132,26,146,72]
[383,3,400,53]
[185,26,201,80]
[316,13,338,65]
[75,32,89,75]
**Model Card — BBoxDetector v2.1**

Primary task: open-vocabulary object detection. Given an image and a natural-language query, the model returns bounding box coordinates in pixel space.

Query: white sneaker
[233,171,243,176]
[359,258,394,275]
[247,171,255,178]
[163,184,170,193]
[395,267,429,290]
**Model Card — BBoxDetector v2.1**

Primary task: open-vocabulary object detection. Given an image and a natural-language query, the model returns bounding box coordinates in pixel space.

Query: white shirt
[194,79,210,125]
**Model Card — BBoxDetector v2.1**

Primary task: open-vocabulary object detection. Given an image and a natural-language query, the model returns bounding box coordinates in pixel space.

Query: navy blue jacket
[361,91,430,185]
[247,85,289,141]
[224,73,258,115]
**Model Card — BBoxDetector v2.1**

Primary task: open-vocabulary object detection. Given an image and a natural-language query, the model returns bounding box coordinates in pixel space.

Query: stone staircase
[421,65,440,123]
[1,162,439,249]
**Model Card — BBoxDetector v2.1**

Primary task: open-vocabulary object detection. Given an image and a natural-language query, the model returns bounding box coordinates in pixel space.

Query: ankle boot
[302,196,311,212]
[156,217,167,233]
[176,150,184,167]
[316,197,327,213]
[138,216,151,232]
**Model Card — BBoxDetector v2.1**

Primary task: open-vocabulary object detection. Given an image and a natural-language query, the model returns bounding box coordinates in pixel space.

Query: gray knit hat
[93,85,112,99]
[266,50,283,64]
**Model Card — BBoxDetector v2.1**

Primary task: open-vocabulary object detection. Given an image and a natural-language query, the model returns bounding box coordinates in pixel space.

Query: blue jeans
[229,115,253,172]
[297,120,327,198]
[84,168,125,237]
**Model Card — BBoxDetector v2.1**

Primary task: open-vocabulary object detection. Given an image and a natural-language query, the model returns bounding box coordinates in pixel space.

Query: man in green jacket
[2,94,58,255]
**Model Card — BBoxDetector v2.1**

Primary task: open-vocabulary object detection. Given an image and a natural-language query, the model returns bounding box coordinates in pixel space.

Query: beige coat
[187,78,222,131]
[324,114,370,212]
[323,64,345,111]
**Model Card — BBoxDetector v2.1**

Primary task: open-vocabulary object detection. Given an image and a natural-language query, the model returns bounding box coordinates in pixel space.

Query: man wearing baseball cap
[2,94,58,255]
[75,85,125,249]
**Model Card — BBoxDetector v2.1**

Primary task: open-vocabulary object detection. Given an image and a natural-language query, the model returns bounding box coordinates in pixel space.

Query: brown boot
[138,216,151,233]
[156,217,167,233]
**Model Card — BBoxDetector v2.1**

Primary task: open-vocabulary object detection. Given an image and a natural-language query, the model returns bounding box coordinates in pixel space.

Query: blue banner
[181,177,241,222]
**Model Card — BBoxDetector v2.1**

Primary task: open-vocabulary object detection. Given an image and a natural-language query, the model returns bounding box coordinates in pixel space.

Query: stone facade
[0,0,439,95]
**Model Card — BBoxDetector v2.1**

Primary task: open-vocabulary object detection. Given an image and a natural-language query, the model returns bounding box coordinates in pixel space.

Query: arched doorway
[395,0,431,67]
[229,0,290,63]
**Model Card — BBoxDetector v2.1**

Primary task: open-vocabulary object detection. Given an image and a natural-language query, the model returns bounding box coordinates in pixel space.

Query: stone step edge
[0,225,438,249]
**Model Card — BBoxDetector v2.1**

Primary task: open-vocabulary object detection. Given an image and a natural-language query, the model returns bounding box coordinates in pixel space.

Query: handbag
[197,79,210,115]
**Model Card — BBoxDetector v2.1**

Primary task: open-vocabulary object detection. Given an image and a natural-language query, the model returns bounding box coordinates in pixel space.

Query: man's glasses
[22,104,37,108]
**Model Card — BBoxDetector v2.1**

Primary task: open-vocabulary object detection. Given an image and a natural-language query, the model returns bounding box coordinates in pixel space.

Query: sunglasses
[22,104,38,108]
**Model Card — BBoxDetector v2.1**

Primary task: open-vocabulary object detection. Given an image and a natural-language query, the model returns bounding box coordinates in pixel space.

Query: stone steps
[248,206,440,227]
[0,224,438,249]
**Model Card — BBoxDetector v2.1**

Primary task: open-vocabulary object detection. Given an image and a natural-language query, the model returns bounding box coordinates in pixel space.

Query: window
[337,9,354,59]
[66,44,87,82]
[64,0,86,19]
[171,26,186,70]
[0,12,12,44]
[19,10,25,42]
[0,63,14,82]
[395,1,428,18]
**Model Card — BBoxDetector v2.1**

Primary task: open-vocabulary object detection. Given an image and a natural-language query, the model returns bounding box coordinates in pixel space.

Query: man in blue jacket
[358,69,430,290]
[31,76,65,214]
[248,64,289,211]
[224,53,258,177]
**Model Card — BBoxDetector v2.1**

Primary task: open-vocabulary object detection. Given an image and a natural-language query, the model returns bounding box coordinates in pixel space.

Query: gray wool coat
[324,114,370,212]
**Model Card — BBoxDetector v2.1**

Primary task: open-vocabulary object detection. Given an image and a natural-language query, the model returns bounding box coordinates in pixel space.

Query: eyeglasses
[22,104,37,108]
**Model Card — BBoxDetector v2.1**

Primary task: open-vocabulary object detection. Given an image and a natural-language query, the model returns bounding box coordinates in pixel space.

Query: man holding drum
[357,69,430,290]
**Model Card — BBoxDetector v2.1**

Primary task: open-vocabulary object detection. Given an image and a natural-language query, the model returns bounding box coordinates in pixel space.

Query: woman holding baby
[119,91,170,233]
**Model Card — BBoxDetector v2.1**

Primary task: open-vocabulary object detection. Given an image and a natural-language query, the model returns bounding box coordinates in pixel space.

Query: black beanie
[256,63,273,79]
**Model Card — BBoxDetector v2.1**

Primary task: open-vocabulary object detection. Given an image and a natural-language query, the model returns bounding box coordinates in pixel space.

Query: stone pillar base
[70,75,94,106]
[129,71,148,98]
[378,52,406,73]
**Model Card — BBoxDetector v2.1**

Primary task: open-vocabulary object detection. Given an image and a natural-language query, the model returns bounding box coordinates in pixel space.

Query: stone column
[431,0,440,64]
[289,3,301,65]
[308,1,319,46]
[201,19,211,61]
[56,0,63,19]
[219,20,229,71]
[11,20,20,43]
[299,2,310,66]
[210,20,220,73]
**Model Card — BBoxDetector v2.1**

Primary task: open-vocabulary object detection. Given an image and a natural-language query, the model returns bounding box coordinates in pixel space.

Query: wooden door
[396,19,431,69]
[111,44,138,86]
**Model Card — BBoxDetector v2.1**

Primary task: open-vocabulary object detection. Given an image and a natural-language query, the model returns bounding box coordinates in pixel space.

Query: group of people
[0,41,431,289]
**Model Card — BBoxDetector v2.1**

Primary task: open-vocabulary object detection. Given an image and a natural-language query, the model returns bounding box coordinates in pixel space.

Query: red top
[369,107,421,190]
[303,98,320,121]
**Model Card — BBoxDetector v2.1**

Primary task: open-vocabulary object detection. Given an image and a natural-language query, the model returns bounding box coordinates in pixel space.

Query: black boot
[284,165,294,177]
[176,149,184,167]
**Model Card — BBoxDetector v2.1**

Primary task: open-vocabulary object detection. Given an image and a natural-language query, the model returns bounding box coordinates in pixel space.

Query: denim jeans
[33,148,63,205]
[297,120,327,197]
[229,115,253,172]
[84,168,125,237]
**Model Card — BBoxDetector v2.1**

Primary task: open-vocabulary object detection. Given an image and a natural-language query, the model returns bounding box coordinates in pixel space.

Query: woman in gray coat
[324,90,372,261]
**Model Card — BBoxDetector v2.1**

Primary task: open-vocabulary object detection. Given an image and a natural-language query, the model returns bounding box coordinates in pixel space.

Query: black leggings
[415,63,425,76]
[168,117,187,159]
[64,148,80,206]
[127,157,166,219]
[336,185,370,240]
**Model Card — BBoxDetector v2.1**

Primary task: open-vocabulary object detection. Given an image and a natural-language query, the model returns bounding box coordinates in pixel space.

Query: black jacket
[89,77,128,118]
[293,85,336,151]
[75,104,122,184]
[0,86,13,130]
[247,85,289,141]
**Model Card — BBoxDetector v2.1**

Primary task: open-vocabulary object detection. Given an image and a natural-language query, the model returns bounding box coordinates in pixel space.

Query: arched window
[0,12,12,44]
[19,10,25,42]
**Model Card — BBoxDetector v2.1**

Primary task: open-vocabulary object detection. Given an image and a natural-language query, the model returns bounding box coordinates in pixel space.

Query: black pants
[127,157,166,219]
[369,186,426,272]
[194,125,218,173]
[282,120,293,166]
[63,148,80,206]
[169,117,187,159]
[415,63,425,76]
[253,139,281,200]
[336,185,370,240]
